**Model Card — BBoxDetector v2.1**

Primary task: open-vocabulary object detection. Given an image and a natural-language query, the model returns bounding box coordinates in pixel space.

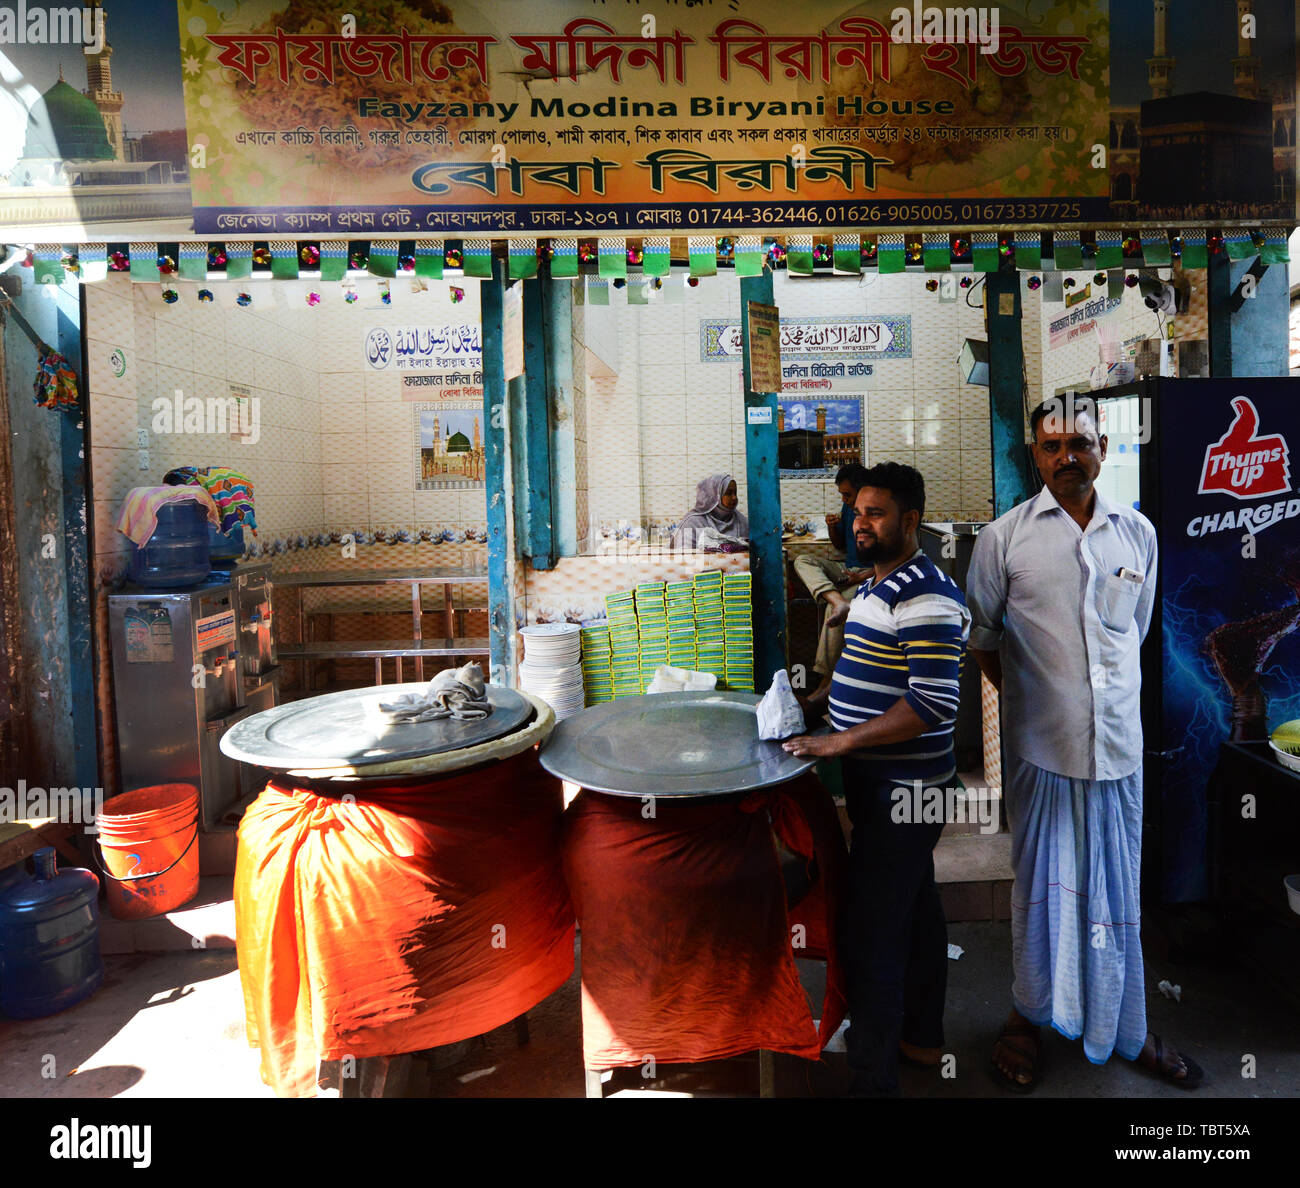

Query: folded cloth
[115,485,220,547]
[164,466,258,536]
[376,662,492,723]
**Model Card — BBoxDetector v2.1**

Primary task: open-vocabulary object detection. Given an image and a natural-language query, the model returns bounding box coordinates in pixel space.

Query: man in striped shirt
[784,462,970,1096]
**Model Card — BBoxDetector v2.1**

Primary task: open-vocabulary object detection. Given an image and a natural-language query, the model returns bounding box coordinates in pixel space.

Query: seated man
[792,464,871,703]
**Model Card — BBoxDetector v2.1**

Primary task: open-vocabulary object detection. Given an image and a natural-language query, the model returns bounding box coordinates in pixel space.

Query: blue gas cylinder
[0,848,104,1018]
[129,499,211,588]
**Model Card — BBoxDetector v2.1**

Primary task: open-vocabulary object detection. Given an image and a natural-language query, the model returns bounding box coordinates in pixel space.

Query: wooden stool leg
[758,1049,776,1098]
[513,1013,530,1047]
[584,1068,605,1099]
[374,657,383,685]
[396,655,404,684]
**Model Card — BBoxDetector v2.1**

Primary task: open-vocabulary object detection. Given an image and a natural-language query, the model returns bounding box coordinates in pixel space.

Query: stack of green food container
[692,570,727,687]
[579,621,614,704]
[634,581,668,692]
[606,590,642,699]
[722,571,755,692]
[665,579,698,669]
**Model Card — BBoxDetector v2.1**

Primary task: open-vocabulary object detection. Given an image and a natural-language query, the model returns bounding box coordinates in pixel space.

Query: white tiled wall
[86,275,489,585]
[572,270,997,543]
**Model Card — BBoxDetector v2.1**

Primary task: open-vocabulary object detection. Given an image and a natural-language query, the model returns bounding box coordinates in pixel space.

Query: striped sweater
[828,549,971,786]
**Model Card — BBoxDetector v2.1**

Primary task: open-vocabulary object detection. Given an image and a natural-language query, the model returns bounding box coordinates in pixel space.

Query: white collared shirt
[966,485,1157,781]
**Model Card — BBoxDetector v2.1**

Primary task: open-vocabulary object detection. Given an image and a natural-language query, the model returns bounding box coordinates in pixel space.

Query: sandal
[1138,1033,1205,1090]
[992,1021,1042,1092]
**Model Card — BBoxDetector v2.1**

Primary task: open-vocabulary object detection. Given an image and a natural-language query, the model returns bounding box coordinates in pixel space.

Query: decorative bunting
[33,245,61,285]
[318,240,347,282]
[1259,227,1290,264]
[80,243,107,283]
[178,242,207,281]
[225,241,253,279]
[877,232,905,274]
[1223,229,1256,260]
[269,239,299,279]
[129,242,159,282]
[586,277,610,305]
[922,233,948,271]
[1178,230,1207,269]
[462,238,492,277]
[642,236,670,277]
[1095,230,1123,269]
[687,236,716,277]
[833,234,861,275]
[508,237,538,280]
[786,234,814,275]
[1053,232,1083,271]
[971,232,999,272]
[1140,231,1171,266]
[550,237,578,278]
[597,237,626,279]
[735,235,764,277]
[368,239,399,277]
[1013,232,1041,270]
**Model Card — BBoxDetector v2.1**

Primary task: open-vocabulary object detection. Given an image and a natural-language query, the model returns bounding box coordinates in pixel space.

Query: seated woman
[670,473,749,551]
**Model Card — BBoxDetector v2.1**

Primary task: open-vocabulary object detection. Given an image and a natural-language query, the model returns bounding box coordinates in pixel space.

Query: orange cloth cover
[234,748,575,1097]
[561,773,847,1071]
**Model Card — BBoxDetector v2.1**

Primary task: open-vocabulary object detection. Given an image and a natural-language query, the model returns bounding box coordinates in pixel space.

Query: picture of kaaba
[777,398,863,478]
[1108,0,1294,221]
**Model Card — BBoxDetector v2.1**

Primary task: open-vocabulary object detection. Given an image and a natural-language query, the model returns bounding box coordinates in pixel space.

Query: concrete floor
[2,920,1296,1099]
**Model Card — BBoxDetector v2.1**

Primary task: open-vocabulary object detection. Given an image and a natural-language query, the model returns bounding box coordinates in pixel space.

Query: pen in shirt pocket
[1116,567,1143,584]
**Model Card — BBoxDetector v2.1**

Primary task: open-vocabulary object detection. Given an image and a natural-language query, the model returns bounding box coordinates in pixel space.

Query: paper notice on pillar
[503,282,524,381]
[746,302,782,394]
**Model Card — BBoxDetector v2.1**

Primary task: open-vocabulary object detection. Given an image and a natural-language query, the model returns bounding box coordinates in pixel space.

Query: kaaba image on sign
[779,429,825,471]
[1138,92,1273,208]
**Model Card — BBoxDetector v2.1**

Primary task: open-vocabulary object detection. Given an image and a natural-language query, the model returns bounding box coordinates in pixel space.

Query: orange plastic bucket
[96,784,200,920]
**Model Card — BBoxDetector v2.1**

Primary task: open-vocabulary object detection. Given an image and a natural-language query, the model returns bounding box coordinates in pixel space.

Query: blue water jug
[129,500,211,588]
[0,847,104,1018]
[208,521,245,562]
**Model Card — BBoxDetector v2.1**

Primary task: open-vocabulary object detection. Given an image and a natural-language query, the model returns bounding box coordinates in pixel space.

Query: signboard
[0,2,1294,238]
[746,301,782,393]
[701,315,911,361]
[170,0,1297,233]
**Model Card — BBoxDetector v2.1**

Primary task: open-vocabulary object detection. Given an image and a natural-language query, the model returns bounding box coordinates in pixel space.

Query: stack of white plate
[518,623,585,721]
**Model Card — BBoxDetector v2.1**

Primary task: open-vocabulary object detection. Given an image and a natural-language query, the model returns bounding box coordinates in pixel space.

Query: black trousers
[838,762,949,1096]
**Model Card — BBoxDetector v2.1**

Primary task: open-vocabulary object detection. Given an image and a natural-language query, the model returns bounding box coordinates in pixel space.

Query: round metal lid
[220,682,533,771]
[538,690,820,798]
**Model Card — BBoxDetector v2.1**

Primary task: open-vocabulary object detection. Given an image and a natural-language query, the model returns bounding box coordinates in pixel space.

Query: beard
[856,534,905,566]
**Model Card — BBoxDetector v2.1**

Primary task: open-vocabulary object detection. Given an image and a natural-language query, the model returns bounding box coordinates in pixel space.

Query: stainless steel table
[275,565,488,685]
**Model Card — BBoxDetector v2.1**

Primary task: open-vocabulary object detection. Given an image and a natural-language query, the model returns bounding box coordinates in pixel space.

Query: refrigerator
[108,563,280,831]
[1095,377,1300,903]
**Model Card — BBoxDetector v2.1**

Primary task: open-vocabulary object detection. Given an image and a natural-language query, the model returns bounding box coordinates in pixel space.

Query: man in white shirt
[966,395,1202,1092]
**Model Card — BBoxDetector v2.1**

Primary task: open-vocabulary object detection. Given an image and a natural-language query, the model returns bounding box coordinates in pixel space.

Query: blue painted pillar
[520,274,554,569]
[480,259,513,684]
[1208,251,1289,377]
[546,278,578,557]
[62,295,96,789]
[739,271,785,692]
[985,271,1035,515]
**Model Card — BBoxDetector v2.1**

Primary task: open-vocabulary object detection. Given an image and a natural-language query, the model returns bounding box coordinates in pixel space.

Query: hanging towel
[164,466,258,536]
[115,485,220,547]
[33,348,80,411]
